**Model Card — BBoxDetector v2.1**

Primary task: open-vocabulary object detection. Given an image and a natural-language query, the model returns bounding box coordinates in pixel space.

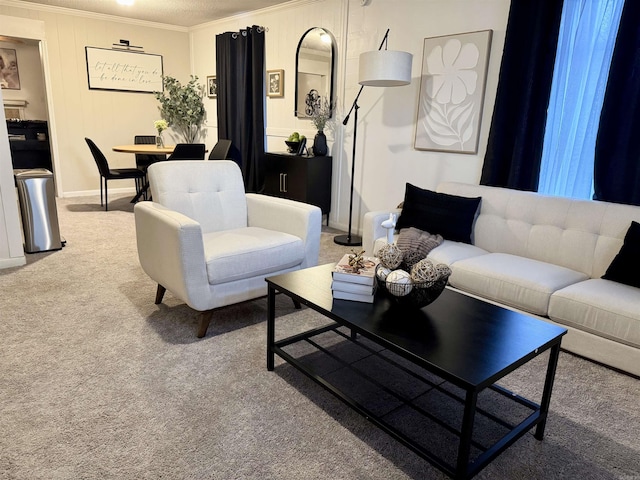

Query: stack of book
[331,253,379,303]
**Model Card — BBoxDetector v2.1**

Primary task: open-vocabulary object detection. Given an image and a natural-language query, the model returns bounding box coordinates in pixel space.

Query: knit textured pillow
[397,227,443,259]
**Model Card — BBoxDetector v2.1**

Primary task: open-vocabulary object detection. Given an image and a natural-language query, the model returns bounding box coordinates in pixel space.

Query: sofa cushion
[396,183,481,244]
[449,253,588,316]
[427,240,488,266]
[203,227,304,285]
[549,279,640,349]
[602,221,640,288]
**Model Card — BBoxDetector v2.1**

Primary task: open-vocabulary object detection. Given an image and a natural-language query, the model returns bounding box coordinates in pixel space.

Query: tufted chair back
[147,160,247,233]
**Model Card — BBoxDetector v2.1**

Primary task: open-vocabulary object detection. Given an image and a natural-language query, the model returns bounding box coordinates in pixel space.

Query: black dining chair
[208,139,232,160]
[168,143,206,160]
[85,137,146,211]
[134,135,166,201]
[134,135,166,171]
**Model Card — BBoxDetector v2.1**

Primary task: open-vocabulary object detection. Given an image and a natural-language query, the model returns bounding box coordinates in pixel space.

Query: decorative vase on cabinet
[312,131,328,156]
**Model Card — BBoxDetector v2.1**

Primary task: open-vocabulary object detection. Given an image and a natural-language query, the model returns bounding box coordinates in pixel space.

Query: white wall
[190,0,510,234]
[1,39,47,120]
[0,86,26,268]
[0,3,192,196]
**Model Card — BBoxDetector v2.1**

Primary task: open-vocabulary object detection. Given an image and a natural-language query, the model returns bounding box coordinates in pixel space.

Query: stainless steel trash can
[14,168,62,253]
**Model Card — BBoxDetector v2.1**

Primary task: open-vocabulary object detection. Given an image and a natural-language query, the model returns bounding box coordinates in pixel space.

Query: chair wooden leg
[197,310,214,338]
[292,298,302,309]
[155,284,166,304]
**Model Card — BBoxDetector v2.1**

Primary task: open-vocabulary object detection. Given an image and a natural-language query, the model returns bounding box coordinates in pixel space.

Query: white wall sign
[85,47,163,93]
[415,30,492,154]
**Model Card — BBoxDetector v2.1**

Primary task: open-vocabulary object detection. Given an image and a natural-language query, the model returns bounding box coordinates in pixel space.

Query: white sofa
[363,182,640,377]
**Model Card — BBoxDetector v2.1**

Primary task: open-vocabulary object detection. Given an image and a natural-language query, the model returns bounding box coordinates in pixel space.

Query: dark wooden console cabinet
[7,120,53,171]
[264,152,332,222]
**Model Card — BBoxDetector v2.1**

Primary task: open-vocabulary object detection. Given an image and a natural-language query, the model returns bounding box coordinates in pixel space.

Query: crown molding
[0,0,189,32]
[188,0,322,31]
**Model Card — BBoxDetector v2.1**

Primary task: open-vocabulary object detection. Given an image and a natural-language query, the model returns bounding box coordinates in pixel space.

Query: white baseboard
[61,187,137,198]
[0,256,26,269]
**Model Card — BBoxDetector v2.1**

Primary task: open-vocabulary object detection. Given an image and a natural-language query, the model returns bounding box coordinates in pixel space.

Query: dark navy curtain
[594,0,640,206]
[216,26,266,192]
[480,0,564,191]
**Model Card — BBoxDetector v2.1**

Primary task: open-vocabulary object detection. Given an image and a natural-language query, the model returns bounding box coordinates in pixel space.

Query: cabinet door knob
[283,173,288,192]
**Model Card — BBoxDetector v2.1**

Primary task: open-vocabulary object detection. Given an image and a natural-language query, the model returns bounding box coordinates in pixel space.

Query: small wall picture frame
[0,48,21,90]
[267,69,284,97]
[207,76,217,98]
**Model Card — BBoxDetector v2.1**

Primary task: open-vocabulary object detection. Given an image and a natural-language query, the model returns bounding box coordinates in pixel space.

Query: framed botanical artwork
[267,69,284,97]
[207,76,217,98]
[414,30,493,154]
[0,48,20,90]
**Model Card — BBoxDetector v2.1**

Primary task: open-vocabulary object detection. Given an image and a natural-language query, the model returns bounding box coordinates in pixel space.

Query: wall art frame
[85,46,163,93]
[0,48,20,90]
[207,76,217,98]
[267,69,284,97]
[414,30,492,154]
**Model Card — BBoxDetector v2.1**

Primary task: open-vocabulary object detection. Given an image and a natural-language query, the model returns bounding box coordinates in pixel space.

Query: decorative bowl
[285,140,300,153]
[376,263,450,308]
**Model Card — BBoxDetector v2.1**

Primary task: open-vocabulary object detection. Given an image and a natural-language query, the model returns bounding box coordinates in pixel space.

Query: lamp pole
[334,29,391,247]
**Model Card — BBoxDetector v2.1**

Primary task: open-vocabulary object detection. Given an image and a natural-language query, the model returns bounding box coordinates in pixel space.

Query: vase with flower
[154,119,168,148]
[309,98,333,156]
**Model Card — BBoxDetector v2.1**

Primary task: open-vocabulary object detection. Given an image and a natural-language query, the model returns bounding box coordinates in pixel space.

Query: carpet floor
[0,193,638,479]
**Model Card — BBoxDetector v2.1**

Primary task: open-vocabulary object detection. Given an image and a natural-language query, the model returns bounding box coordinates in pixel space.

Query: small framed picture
[0,48,20,90]
[267,69,284,97]
[207,75,217,98]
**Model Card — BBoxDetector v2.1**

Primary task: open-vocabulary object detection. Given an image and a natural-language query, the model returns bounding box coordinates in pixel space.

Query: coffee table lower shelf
[272,322,548,480]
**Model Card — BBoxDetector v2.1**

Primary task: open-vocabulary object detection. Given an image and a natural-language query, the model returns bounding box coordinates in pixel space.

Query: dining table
[112,144,175,155]
[112,144,175,202]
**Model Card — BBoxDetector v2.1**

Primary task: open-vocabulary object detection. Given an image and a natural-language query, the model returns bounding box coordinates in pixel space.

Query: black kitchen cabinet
[7,120,53,171]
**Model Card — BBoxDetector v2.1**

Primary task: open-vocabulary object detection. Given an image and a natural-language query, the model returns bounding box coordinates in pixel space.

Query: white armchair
[134,160,322,337]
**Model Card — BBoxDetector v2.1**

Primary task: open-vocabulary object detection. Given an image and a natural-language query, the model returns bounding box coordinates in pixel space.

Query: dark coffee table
[266,264,566,479]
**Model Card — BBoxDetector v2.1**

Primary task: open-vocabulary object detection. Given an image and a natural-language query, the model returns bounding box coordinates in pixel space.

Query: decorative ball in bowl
[285,140,300,153]
[376,259,451,308]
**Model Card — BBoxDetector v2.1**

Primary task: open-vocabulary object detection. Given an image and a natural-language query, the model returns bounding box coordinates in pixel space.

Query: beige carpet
[0,193,638,479]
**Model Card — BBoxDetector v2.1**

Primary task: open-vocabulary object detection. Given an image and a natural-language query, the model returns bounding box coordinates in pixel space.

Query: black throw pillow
[602,221,640,288]
[395,183,481,244]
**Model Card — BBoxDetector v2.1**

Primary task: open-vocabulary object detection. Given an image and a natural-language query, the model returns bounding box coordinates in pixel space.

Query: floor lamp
[334,29,412,246]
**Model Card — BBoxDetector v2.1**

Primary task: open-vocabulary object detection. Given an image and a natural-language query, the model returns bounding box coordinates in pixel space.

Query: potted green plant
[154,75,206,144]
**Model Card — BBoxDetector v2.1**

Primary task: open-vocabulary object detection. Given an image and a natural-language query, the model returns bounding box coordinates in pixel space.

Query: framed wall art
[0,48,20,90]
[267,69,284,97]
[85,47,163,93]
[414,30,492,154]
[207,76,217,98]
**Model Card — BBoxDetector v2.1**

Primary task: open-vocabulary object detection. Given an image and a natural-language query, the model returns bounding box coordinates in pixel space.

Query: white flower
[426,39,479,105]
[154,119,168,134]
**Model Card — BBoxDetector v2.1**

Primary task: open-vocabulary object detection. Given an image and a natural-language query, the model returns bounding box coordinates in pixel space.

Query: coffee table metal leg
[267,285,276,371]
[535,341,561,440]
[456,389,478,478]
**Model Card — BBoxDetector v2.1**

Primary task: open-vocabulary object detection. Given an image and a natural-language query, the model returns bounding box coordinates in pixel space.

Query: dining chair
[167,143,206,160]
[85,137,146,211]
[208,139,232,160]
[134,135,166,201]
[134,135,166,171]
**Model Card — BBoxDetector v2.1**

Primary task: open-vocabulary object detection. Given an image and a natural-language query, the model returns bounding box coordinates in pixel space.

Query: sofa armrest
[246,193,322,268]
[134,202,212,311]
[362,208,402,255]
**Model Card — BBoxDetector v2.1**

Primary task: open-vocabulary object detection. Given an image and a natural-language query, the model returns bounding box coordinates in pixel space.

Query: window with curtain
[537,0,624,199]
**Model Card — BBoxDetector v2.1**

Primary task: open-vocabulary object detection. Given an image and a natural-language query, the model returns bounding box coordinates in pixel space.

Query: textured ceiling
[14,0,292,27]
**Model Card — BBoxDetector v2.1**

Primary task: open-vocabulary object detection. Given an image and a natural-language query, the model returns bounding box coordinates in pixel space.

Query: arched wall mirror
[295,27,335,118]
